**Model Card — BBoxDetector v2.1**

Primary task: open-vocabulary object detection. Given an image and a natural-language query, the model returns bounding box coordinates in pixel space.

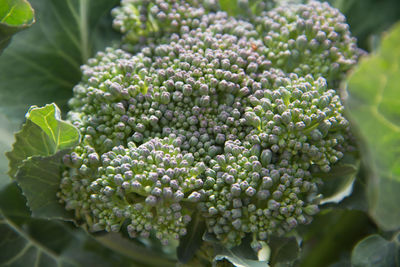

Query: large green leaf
[268,236,300,267]
[0,0,119,124]
[177,213,206,263]
[351,234,400,267]
[0,182,145,267]
[95,233,177,267]
[6,104,79,220]
[6,103,80,178]
[0,0,34,53]
[346,22,400,231]
[298,210,373,267]
[15,152,73,220]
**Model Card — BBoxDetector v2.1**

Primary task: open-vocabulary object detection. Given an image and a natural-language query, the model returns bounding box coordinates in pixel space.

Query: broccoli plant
[1,0,400,266]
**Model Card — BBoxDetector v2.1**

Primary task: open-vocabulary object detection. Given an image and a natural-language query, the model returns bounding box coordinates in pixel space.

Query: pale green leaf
[0,0,34,53]
[6,103,80,178]
[213,237,269,267]
[346,22,400,231]
[0,114,18,190]
[26,103,80,152]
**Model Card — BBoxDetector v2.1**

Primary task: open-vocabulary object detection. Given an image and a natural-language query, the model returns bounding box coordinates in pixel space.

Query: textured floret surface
[59,0,357,247]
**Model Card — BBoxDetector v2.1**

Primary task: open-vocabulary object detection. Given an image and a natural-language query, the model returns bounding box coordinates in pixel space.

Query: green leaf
[0,114,18,190]
[6,103,80,178]
[5,103,79,219]
[177,212,206,263]
[95,233,177,267]
[346,22,400,231]
[298,210,373,267]
[327,0,400,51]
[0,0,34,53]
[218,0,240,16]
[15,152,73,220]
[319,154,359,205]
[27,103,80,151]
[0,182,144,267]
[214,250,268,267]
[268,236,300,267]
[0,0,119,125]
[351,234,399,267]
[213,237,269,267]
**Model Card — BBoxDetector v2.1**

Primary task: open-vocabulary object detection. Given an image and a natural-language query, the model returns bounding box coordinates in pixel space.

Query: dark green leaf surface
[0,182,142,267]
[6,103,80,178]
[346,22,400,231]
[298,210,373,267]
[328,0,400,51]
[15,152,73,220]
[0,0,34,53]
[0,0,119,124]
[177,213,206,263]
[351,234,399,267]
[268,236,299,267]
[319,155,359,205]
[95,233,176,267]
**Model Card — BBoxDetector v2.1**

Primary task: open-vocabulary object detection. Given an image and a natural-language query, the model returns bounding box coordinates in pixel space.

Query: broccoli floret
[59,137,205,244]
[199,139,320,246]
[112,0,219,51]
[255,1,361,85]
[59,0,358,247]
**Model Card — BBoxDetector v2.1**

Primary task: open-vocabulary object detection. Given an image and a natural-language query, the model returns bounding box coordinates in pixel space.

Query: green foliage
[0,183,144,267]
[177,213,206,263]
[351,234,400,267]
[328,0,400,51]
[346,22,400,231]
[5,104,79,220]
[6,104,80,178]
[0,0,34,53]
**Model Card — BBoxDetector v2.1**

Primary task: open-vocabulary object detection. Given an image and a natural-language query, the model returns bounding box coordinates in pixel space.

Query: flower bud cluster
[59,137,204,244]
[59,0,358,247]
[255,1,361,85]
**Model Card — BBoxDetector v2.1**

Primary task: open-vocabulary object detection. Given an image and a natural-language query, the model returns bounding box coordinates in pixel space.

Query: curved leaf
[15,152,74,220]
[0,0,34,53]
[351,234,399,267]
[319,155,359,205]
[6,103,80,178]
[213,236,269,267]
[346,22,400,231]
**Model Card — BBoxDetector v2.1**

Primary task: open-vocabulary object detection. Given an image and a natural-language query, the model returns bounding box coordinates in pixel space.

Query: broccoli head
[58,0,358,248]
